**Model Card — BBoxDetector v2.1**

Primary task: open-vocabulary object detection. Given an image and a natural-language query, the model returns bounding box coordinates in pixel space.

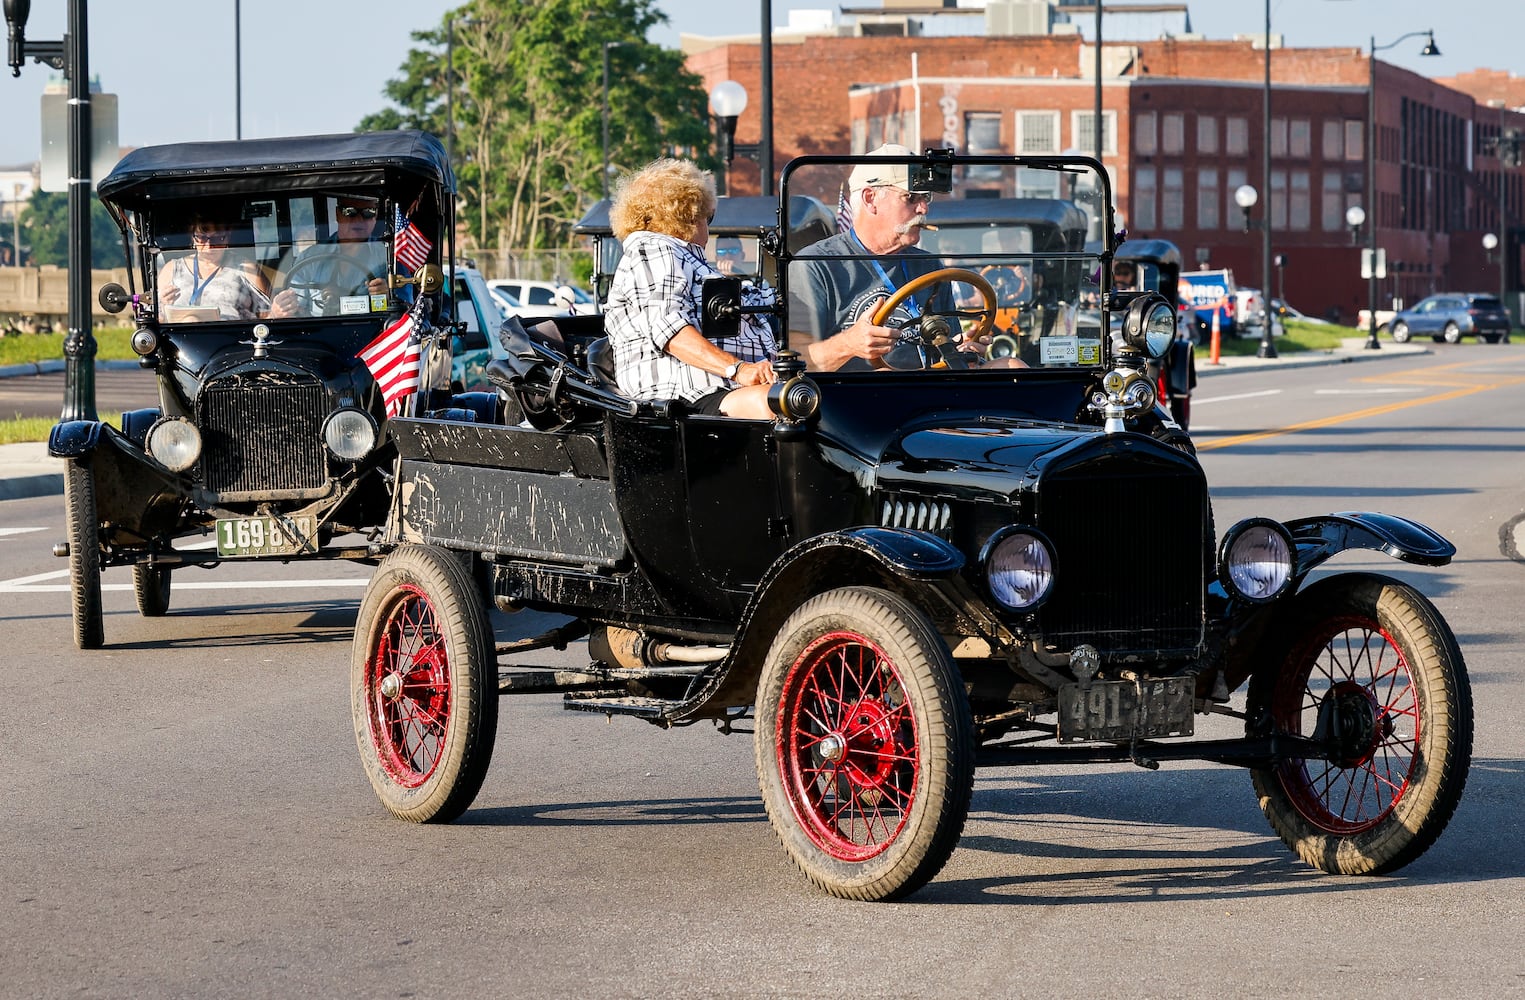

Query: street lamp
[601,40,632,201]
[1364,29,1440,350]
[1234,183,1276,357]
[1344,204,1365,245]
[5,0,96,422]
[710,80,756,194]
[1257,0,1275,358]
[1234,183,1258,232]
[1483,231,1499,263]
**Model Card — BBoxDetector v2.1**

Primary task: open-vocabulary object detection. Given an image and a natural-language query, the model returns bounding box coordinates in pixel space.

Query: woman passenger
[157,212,271,321]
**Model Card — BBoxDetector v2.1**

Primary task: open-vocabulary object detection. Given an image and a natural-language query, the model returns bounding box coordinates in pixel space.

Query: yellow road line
[1195,375,1518,452]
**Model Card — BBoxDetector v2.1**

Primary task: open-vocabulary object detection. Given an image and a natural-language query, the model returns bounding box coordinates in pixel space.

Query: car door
[1410,298,1439,334]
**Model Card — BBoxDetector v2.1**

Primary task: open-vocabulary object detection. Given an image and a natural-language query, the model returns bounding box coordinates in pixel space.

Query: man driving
[268,195,391,318]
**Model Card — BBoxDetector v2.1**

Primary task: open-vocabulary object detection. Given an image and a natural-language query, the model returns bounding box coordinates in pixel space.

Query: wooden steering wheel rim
[870,266,997,340]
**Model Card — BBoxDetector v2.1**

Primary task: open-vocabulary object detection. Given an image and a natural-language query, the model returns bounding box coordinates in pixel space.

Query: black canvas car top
[98,130,453,208]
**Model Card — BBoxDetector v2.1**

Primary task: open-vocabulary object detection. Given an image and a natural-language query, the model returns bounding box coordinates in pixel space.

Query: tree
[20,191,127,269]
[358,0,716,253]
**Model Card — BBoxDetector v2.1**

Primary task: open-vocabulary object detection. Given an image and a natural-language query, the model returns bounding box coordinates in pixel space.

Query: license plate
[215,515,317,557]
[1057,675,1195,743]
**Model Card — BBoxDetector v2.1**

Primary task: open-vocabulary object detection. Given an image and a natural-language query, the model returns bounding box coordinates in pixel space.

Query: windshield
[139,192,438,324]
[781,155,1112,371]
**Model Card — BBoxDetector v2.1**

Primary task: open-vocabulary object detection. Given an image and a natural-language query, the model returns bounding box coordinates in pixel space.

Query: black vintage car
[50,131,463,649]
[350,150,1470,901]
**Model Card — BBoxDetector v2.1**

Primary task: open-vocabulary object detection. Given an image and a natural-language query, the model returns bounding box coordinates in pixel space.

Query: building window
[1345,120,1364,161]
[1162,113,1185,154]
[1290,169,1311,230]
[1198,167,1220,229]
[1073,110,1117,157]
[1321,170,1344,230]
[1017,111,1060,154]
[1271,118,1289,158]
[1290,119,1311,158]
[1322,120,1343,161]
[1227,117,1249,156]
[1226,167,1247,225]
[1135,111,1157,155]
[1134,166,1157,230]
[965,112,1003,183]
[1162,167,1184,229]
[1271,169,1287,229]
[868,116,885,150]
[851,119,867,154]
[1197,115,1218,154]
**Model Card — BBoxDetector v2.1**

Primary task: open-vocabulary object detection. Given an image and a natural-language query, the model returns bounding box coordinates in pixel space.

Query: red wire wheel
[364,584,452,788]
[776,630,920,862]
[1249,574,1471,875]
[351,545,496,824]
[756,587,974,901]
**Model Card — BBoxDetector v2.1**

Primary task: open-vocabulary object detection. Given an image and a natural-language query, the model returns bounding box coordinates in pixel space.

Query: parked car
[1270,298,1327,324]
[446,263,508,392]
[347,148,1471,902]
[52,130,475,649]
[1391,292,1512,344]
[488,279,594,312]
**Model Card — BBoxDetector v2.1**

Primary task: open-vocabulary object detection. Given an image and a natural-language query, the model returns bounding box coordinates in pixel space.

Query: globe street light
[1364,29,1441,350]
[1483,231,1499,262]
[709,80,749,194]
[1234,183,1258,231]
[1345,204,1365,245]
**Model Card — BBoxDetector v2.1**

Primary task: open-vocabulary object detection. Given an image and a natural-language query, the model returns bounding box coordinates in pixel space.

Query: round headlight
[982,527,1055,610]
[323,408,378,461]
[146,417,202,472]
[1122,293,1176,359]
[1219,518,1295,603]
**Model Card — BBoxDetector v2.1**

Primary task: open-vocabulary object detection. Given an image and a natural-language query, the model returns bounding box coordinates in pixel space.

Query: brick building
[685,29,1525,323]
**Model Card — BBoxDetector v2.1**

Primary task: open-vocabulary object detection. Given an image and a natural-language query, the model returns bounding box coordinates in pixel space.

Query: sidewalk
[0,338,1427,503]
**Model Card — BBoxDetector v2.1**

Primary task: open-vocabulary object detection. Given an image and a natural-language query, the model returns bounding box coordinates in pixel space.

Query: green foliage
[0,413,121,445]
[0,328,136,366]
[19,192,128,269]
[359,0,716,253]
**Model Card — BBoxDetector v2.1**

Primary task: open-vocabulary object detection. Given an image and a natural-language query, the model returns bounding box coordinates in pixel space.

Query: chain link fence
[458,248,594,287]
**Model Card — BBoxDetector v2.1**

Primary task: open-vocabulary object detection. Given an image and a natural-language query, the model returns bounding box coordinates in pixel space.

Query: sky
[1,0,1519,169]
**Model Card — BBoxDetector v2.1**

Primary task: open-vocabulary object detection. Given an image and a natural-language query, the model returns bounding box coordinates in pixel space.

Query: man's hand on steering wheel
[871,267,998,367]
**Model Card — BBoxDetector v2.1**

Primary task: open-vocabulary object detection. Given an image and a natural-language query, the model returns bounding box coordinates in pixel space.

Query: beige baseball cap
[848,143,915,193]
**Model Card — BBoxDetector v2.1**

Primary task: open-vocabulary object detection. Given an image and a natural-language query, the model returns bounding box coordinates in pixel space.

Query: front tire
[1248,574,1471,875]
[1390,321,1410,343]
[351,544,497,824]
[64,457,104,649]
[1443,321,1461,344]
[755,586,975,901]
[133,563,172,617]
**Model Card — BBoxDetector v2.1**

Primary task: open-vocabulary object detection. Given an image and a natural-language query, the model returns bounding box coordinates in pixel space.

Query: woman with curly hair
[605,158,777,418]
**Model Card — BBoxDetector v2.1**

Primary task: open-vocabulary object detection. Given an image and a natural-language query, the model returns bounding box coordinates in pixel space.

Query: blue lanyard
[849,229,920,318]
[188,257,221,306]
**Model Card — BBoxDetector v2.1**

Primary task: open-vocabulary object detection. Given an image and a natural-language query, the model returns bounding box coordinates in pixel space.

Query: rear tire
[351,544,497,824]
[64,458,104,649]
[1248,574,1471,875]
[1390,321,1410,344]
[755,586,975,901]
[133,563,172,617]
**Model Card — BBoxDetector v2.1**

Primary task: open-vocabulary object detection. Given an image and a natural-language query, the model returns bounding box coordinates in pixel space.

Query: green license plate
[215,515,317,557]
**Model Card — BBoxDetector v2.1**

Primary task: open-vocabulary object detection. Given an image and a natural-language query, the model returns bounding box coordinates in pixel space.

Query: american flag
[836,183,852,235]
[394,207,433,272]
[359,311,421,417]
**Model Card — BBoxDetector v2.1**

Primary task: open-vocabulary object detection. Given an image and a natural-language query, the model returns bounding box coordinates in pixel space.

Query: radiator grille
[198,377,329,496]
[1034,451,1206,654]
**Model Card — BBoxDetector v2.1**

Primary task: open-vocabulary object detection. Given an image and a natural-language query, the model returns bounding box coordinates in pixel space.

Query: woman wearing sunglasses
[156,212,272,321]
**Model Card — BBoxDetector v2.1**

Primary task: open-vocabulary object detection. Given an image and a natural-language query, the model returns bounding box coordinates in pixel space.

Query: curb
[1196,341,1429,377]
[0,359,141,379]
[0,473,64,503]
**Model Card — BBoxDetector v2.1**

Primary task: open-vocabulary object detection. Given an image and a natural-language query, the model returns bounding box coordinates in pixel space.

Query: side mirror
[98,282,130,314]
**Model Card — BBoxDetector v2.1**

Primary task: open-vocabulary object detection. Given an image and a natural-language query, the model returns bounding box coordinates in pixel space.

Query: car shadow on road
[101,599,360,648]
[917,757,1522,905]
[460,796,768,828]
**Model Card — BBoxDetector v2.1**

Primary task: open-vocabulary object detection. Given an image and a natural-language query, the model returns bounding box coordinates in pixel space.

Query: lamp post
[1345,204,1365,246]
[1233,183,1275,356]
[601,40,631,201]
[5,0,96,422]
[709,80,749,194]
[1364,29,1440,350]
[234,0,241,139]
[1258,0,1275,358]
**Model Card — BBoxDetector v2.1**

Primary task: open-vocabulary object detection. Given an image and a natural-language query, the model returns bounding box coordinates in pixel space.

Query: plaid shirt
[606,231,775,403]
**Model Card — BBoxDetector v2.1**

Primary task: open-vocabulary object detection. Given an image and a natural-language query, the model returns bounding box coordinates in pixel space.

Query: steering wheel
[980,264,1029,303]
[871,267,997,351]
[280,254,376,296]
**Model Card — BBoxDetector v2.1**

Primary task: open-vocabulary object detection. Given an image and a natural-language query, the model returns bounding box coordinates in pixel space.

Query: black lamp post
[1257,0,1275,358]
[1364,29,1440,350]
[1233,182,1275,356]
[5,0,96,422]
[709,79,753,195]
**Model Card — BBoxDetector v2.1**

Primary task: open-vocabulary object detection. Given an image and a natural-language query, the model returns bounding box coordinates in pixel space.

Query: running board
[975,733,1333,770]
[561,693,675,719]
[497,662,708,695]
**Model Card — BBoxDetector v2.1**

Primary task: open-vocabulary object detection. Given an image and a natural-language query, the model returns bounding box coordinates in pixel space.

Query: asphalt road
[0,367,159,420]
[3,346,1524,998]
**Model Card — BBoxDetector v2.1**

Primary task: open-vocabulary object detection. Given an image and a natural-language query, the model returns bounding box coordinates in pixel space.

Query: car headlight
[323,408,378,462]
[1219,518,1295,603]
[1120,293,1176,359]
[146,417,202,472]
[982,527,1055,610]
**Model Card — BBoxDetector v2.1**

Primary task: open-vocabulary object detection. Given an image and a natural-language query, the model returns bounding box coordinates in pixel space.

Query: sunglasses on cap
[338,206,379,219]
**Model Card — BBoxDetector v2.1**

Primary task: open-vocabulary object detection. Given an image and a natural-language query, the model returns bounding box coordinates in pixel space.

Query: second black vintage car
[348,150,1470,901]
[51,131,465,648]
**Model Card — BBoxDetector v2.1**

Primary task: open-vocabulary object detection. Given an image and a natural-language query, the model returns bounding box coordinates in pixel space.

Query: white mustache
[896,214,934,234]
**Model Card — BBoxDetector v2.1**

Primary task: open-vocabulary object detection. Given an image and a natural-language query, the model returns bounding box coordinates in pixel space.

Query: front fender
[1287,511,1454,580]
[673,527,967,718]
[47,419,108,459]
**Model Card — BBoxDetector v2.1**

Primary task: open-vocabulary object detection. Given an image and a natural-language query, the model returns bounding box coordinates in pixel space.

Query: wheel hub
[379,671,404,701]
[1314,681,1381,767]
[818,733,846,763]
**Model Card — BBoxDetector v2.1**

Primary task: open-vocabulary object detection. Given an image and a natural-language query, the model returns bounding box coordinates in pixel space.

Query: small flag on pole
[359,311,421,417]
[836,183,852,234]
[394,207,433,272]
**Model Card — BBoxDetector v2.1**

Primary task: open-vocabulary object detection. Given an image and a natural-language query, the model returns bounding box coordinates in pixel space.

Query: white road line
[0,527,46,538]
[1191,389,1283,406]
[0,567,368,593]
